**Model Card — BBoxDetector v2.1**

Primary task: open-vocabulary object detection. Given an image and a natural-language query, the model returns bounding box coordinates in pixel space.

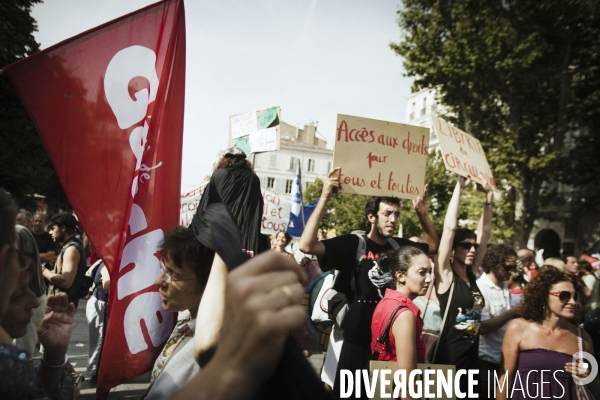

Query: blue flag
[287,200,317,237]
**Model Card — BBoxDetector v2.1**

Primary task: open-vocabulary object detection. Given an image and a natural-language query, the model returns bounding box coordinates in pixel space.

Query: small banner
[181,184,291,235]
[3,0,186,396]
[431,116,497,189]
[332,114,429,199]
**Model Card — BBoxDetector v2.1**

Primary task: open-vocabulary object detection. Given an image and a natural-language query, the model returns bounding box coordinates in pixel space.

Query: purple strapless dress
[509,349,577,400]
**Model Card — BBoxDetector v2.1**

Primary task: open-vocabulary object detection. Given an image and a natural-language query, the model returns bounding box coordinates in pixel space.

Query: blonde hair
[542,257,565,271]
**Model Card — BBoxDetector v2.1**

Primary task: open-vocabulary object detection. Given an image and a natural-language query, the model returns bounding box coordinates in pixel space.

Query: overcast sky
[31,0,413,191]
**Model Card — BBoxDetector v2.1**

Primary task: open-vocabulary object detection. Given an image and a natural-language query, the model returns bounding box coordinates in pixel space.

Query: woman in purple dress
[498,267,599,400]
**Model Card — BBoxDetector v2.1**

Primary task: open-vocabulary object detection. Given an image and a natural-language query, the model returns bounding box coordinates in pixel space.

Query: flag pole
[298,158,305,228]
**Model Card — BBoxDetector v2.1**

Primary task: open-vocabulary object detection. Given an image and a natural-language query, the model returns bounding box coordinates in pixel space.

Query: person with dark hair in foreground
[370,246,431,399]
[145,226,215,399]
[498,267,600,400]
[0,189,76,399]
[298,169,432,398]
[173,251,306,400]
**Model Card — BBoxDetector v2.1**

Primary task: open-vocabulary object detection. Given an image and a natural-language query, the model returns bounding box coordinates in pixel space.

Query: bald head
[517,248,535,269]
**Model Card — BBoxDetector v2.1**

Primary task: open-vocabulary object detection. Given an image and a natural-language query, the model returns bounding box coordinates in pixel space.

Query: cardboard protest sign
[431,116,497,189]
[180,184,290,235]
[261,190,291,234]
[332,114,429,199]
[229,106,281,152]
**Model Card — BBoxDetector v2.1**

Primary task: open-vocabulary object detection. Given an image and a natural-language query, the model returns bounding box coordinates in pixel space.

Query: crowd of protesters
[1,150,600,400]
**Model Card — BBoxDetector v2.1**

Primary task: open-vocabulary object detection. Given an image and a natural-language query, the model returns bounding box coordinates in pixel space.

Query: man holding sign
[299,169,434,399]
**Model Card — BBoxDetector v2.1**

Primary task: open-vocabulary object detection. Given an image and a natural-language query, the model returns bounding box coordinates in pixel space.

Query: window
[421,97,427,116]
[327,161,332,173]
[267,177,275,189]
[289,156,297,170]
[307,159,316,172]
[285,179,293,194]
[269,154,278,168]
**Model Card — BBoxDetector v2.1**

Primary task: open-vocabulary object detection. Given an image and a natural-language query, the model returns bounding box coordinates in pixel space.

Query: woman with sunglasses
[434,176,493,394]
[498,267,599,400]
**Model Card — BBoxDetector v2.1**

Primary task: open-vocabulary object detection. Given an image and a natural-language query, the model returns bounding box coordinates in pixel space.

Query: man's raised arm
[298,168,341,257]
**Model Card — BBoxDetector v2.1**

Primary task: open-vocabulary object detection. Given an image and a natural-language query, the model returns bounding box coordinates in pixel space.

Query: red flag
[3,0,186,396]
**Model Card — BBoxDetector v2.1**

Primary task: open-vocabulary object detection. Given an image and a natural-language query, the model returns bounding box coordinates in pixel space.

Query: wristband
[41,354,68,369]
[485,201,494,207]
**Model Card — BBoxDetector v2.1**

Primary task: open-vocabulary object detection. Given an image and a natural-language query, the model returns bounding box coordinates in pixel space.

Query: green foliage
[305,152,515,243]
[392,0,600,246]
[304,179,370,235]
[0,0,70,212]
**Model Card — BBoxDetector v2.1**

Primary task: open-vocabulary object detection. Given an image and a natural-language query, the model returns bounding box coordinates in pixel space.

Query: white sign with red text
[180,185,291,235]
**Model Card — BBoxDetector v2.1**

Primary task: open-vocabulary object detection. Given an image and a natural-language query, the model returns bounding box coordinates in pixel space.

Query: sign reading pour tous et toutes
[332,114,429,199]
[431,116,497,190]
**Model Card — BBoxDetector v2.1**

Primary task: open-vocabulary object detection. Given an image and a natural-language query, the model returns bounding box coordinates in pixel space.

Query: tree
[0,0,69,212]
[392,0,600,247]
[304,151,516,243]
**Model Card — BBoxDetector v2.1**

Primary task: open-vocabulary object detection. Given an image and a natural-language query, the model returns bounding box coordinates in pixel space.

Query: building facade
[253,121,333,200]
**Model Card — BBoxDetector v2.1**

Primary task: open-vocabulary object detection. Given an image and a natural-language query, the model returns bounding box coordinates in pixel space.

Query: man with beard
[31,212,57,267]
[42,213,87,309]
[299,169,432,399]
[477,244,521,398]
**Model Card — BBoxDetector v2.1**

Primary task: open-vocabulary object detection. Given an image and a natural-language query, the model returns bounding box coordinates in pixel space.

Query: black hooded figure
[197,146,269,256]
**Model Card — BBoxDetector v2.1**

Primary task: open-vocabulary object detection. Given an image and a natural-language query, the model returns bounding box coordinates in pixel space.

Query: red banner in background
[3,0,186,396]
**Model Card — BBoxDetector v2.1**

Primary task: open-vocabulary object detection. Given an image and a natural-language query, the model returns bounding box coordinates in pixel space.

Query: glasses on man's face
[159,259,196,285]
[456,242,479,251]
[378,210,401,220]
[549,290,580,303]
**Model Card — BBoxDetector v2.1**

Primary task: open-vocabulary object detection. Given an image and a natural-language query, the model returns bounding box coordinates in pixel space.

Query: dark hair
[581,261,595,275]
[378,246,426,288]
[0,189,17,249]
[521,267,580,322]
[364,196,400,222]
[215,155,254,172]
[159,226,215,291]
[452,228,477,249]
[482,244,517,274]
[276,230,292,245]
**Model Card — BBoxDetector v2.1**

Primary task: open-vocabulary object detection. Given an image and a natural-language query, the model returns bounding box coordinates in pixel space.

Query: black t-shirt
[434,270,484,370]
[321,234,428,346]
[33,232,56,254]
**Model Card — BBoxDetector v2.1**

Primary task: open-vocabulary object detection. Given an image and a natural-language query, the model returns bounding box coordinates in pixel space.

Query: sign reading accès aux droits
[431,116,497,189]
[181,184,290,235]
[332,114,429,199]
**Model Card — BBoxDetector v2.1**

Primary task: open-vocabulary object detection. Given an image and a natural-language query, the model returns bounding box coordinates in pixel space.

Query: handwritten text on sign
[431,116,497,189]
[180,184,290,235]
[332,114,429,199]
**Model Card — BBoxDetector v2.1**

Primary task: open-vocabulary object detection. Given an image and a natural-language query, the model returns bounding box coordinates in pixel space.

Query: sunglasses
[549,291,580,303]
[456,242,479,251]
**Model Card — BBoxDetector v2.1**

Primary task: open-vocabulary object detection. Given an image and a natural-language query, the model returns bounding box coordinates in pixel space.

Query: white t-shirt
[477,273,511,364]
